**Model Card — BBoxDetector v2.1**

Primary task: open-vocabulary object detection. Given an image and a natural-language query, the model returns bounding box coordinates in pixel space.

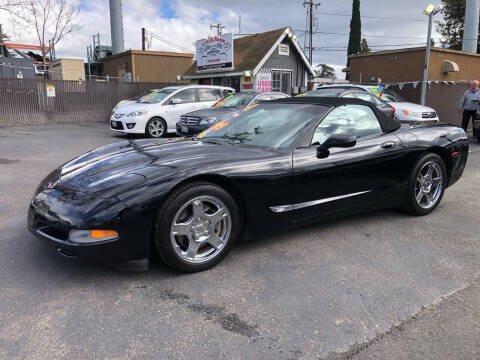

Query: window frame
[306,104,384,147]
[167,87,197,105]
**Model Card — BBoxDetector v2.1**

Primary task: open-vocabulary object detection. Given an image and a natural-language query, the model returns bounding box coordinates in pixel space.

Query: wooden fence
[0,79,177,127]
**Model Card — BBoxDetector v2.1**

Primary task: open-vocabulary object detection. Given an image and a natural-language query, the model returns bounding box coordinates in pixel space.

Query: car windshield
[138,88,177,103]
[306,89,344,97]
[132,90,158,101]
[369,87,405,102]
[213,93,256,108]
[199,103,327,148]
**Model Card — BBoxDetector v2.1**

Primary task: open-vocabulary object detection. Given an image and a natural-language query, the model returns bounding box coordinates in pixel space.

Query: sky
[1,0,444,79]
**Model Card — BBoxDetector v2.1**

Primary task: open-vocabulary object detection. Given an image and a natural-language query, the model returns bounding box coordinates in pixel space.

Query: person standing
[458,80,479,134]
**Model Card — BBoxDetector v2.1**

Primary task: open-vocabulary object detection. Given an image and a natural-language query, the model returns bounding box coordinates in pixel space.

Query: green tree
[436,0,467,50]
[360,38,370,53]
[347,0,362,56]
[315,64,336,78]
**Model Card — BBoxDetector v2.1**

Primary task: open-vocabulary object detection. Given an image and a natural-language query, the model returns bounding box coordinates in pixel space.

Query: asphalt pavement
[0,124,479,360]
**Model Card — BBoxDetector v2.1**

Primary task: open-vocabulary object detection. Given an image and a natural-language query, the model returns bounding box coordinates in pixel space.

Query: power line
[143,28,194,54]
[315,11,427,22]
[294,29,443,40]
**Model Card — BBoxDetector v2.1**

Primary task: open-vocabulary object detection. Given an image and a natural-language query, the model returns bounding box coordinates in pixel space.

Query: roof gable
[183,27,315,78]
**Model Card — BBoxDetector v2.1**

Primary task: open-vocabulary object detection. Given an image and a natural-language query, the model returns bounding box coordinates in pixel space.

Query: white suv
[110,85,235,138]
[315,84,439,123]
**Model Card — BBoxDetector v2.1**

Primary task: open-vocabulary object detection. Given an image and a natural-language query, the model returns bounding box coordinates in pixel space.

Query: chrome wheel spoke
[192,199,205,218]
[185,240,201,260]
[426,163,434,177]
[432,177,442,186]
[206,233,223,250]
[425,192,433,206]
[416,190,424,203]
[207,207,227,226]
[172,222,191,237]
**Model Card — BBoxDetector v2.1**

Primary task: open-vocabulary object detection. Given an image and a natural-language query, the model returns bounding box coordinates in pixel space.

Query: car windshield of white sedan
[213,93,256,108]
[199,104,326,148]
[138,88,176,103]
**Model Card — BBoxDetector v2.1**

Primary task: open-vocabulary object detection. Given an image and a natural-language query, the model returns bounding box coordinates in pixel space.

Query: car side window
[341,92,356,98]
[198,88,222,102]
[355,92,375,103]
[171,88,196,104]
[311,105,383,145]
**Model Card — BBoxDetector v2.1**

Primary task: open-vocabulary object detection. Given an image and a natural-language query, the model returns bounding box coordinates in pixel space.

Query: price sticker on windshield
[242,104,258,112]
[210,120,230,132]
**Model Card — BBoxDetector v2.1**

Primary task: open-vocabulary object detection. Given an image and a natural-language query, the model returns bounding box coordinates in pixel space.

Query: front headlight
[127,110,148,117]
[199,117,217,125]
[401,109,422,118]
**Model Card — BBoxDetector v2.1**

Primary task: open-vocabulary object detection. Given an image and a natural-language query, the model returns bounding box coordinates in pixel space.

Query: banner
[256,71,272,93]
[196,34,233,72]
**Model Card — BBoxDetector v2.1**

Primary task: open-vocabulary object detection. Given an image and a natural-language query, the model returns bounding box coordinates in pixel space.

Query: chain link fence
[387,81,471,128]
[0,79,177,128]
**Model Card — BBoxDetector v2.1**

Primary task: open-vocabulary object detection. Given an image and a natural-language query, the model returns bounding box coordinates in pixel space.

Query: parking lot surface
[1,124,479,359]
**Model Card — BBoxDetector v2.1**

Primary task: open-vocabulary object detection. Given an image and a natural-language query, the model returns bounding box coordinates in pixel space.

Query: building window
[272,70,292,94]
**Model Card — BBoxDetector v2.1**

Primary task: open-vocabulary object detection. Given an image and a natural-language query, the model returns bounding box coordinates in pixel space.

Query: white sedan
[110,85,235,138]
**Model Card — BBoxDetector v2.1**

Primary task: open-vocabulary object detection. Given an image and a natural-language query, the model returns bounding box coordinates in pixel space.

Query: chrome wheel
[148,119,165,137]
[415,161,443,209]
[170,195,231,264]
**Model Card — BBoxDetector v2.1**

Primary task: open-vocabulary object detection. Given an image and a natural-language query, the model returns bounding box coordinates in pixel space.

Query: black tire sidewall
[405,153,446,216]
[154,183,240,272]
[146,117,166,138]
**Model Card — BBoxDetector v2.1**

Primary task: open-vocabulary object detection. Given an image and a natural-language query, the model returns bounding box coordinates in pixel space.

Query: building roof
[348,46,480,59]
[101,49,194,62]
[183,27,315,78]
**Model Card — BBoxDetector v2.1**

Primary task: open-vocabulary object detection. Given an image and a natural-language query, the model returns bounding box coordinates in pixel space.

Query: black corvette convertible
[28,97,469,272]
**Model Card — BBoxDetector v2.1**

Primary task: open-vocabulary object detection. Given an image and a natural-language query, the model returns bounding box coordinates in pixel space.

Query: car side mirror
[316,134,356,159]
[171,98,182,104]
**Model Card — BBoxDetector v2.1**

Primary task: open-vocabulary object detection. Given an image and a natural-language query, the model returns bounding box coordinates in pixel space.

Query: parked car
[29,97,468,272]
[315,84,439,124]
[111,89,162,113]
[110,85,235,138]
[304,88,396,120]
[176,92,289,136]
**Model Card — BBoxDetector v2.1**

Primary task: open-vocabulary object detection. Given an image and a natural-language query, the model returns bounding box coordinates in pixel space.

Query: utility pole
[303,1,320,65]
[142,27,146,51]
[210,23,225,36]
[0,24,4,58]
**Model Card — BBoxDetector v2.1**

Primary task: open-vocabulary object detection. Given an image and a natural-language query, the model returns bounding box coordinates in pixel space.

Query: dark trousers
[462,110,477,133]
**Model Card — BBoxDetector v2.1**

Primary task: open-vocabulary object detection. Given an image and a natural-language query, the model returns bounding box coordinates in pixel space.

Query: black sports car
[28,98,469,272]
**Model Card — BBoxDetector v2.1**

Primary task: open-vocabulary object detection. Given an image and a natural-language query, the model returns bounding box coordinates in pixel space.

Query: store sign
[46,84,56,97]
[196,33,234,72]
[256,72,272,93]
[241,75,254,92]
[278,44,290,56]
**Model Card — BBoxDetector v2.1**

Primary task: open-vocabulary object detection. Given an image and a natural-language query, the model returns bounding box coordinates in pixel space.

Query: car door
[292,104,404,222]
[162,88,197,130]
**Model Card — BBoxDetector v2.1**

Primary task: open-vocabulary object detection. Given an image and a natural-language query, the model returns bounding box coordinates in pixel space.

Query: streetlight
[420,3,444,105]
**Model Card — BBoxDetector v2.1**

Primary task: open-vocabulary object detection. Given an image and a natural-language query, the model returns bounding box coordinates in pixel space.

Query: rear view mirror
[317,134,356,158]
[171,98,182,104]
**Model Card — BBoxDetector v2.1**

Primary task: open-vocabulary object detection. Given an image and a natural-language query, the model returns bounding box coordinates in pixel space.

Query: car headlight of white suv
[199,117,217,125]
[127,110,148,117]
[401,110,422,119]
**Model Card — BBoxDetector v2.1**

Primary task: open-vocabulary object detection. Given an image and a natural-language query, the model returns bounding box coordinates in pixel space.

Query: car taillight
[390,106,396,113]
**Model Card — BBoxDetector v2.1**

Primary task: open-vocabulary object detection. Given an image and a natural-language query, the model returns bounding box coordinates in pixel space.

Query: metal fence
[387,81,470,128]
[0,79,177,127]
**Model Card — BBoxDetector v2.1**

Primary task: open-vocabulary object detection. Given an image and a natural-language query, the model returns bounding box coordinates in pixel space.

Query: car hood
[389,102,436,112]
[113,102,157,116]
[182,107,240,120]
[57,138,273,199]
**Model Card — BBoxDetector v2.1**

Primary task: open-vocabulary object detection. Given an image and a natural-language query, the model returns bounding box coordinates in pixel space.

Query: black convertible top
[270,96,401,133]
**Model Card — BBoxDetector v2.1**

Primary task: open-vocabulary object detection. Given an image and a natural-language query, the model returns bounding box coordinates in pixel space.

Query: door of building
[272,70,292,95]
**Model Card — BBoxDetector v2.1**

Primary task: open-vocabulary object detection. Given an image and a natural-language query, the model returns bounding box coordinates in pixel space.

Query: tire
[403,153,446,216]
[153,182,240,272]
[477,133,480,143]
[146,117,167,138]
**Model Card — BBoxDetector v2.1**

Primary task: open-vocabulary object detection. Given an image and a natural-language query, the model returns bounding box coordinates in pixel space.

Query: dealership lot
[1,124,479,359]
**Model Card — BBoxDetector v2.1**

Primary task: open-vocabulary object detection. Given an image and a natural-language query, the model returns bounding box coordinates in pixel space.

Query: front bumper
[110,115,148,134]
[176,122,209,136]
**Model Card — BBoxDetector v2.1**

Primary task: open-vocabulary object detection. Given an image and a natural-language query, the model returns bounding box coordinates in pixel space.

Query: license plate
[181,126,188,133]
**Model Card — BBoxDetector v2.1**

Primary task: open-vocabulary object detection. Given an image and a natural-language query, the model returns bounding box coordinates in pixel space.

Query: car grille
[35,219,69,242]
[422,111,437,119]
[180,116,200,125]
[111,120,124,130]
[113,113,125,119]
